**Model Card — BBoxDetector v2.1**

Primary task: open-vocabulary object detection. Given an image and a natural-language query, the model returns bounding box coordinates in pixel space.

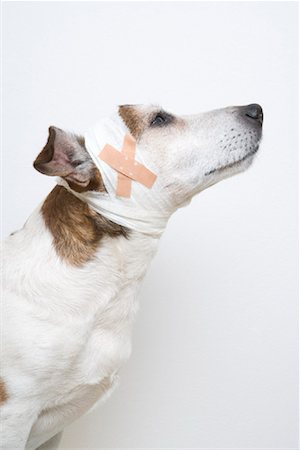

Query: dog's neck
[6,187,160,320]
[41,185,129,267]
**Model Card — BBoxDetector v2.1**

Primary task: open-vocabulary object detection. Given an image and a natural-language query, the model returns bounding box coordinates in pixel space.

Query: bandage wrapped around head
[57,112,175,236]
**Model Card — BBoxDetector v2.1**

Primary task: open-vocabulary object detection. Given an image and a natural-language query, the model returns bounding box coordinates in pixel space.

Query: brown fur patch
[42,186,127,266]
[118,106,146,139]
[0,379,9,405]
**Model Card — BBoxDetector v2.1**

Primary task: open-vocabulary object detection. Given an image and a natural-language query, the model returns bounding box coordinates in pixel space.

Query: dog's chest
[38,273,145,401]
[24,264,146,447]
[4,214,159,413]
[50,235,157,394]
[71,285,138,385]
[66,243,155,387]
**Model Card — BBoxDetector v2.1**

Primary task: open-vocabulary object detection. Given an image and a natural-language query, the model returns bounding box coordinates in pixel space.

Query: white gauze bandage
[57,112,175,236]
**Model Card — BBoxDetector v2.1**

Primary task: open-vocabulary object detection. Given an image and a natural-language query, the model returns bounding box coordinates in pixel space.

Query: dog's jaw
[204,143,260,177]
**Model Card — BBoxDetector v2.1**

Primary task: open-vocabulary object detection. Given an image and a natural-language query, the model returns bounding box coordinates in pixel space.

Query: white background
[2,2,298,449]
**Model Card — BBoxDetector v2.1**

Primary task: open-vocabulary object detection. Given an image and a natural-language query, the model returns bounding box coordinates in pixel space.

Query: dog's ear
[33,126,95,187]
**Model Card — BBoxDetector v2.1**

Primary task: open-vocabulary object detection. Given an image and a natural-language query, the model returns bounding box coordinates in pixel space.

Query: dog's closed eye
[150,111,174,127]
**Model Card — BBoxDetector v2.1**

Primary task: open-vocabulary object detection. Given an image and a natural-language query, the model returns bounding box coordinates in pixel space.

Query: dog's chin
[200,147,259,191]
[217,151,257,177]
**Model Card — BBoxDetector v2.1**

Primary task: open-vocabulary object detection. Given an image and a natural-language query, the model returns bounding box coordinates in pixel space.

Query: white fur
[1,104,262,449]
[2,209,158,449]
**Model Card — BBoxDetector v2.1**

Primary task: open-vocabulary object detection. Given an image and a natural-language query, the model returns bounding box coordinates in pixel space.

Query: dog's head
[118,104,263,208]
[34,103,263,211]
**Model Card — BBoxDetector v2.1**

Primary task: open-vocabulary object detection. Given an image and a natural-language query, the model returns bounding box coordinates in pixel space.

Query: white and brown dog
[1,103,263,449]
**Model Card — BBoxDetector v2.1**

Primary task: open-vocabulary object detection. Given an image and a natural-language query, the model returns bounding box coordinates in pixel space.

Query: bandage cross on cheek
[98,134,157,197]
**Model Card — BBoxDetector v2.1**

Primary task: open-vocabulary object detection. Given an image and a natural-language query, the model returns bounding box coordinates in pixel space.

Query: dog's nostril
[244,103,263,124]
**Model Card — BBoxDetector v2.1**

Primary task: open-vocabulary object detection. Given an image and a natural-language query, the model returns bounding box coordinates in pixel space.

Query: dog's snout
[243,103,263,125]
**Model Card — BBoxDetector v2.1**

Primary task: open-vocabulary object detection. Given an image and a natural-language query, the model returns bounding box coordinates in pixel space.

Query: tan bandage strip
[99,134,157,197]
[117,134,136,197]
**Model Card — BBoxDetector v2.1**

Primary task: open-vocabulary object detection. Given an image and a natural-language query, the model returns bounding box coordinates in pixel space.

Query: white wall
[2,2,298,449]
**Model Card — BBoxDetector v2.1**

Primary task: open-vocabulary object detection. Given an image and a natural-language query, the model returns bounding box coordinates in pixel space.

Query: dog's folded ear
[33,126,96,187]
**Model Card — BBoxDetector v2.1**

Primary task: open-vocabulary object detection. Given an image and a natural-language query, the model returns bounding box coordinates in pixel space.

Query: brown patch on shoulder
[0,379,9,405]
[42,185,128,266]
[118,106,146,139]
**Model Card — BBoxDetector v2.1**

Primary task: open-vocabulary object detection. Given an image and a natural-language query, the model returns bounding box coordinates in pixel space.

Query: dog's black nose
[244,104,263,125]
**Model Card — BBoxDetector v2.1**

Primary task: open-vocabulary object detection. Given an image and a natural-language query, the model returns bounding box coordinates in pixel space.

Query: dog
[1,103,263,449]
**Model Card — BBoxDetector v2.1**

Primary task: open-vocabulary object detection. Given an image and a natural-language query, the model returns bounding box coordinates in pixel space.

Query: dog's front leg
[26,375,119,449]
[0,402,38,450]
[34,432,63,450]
